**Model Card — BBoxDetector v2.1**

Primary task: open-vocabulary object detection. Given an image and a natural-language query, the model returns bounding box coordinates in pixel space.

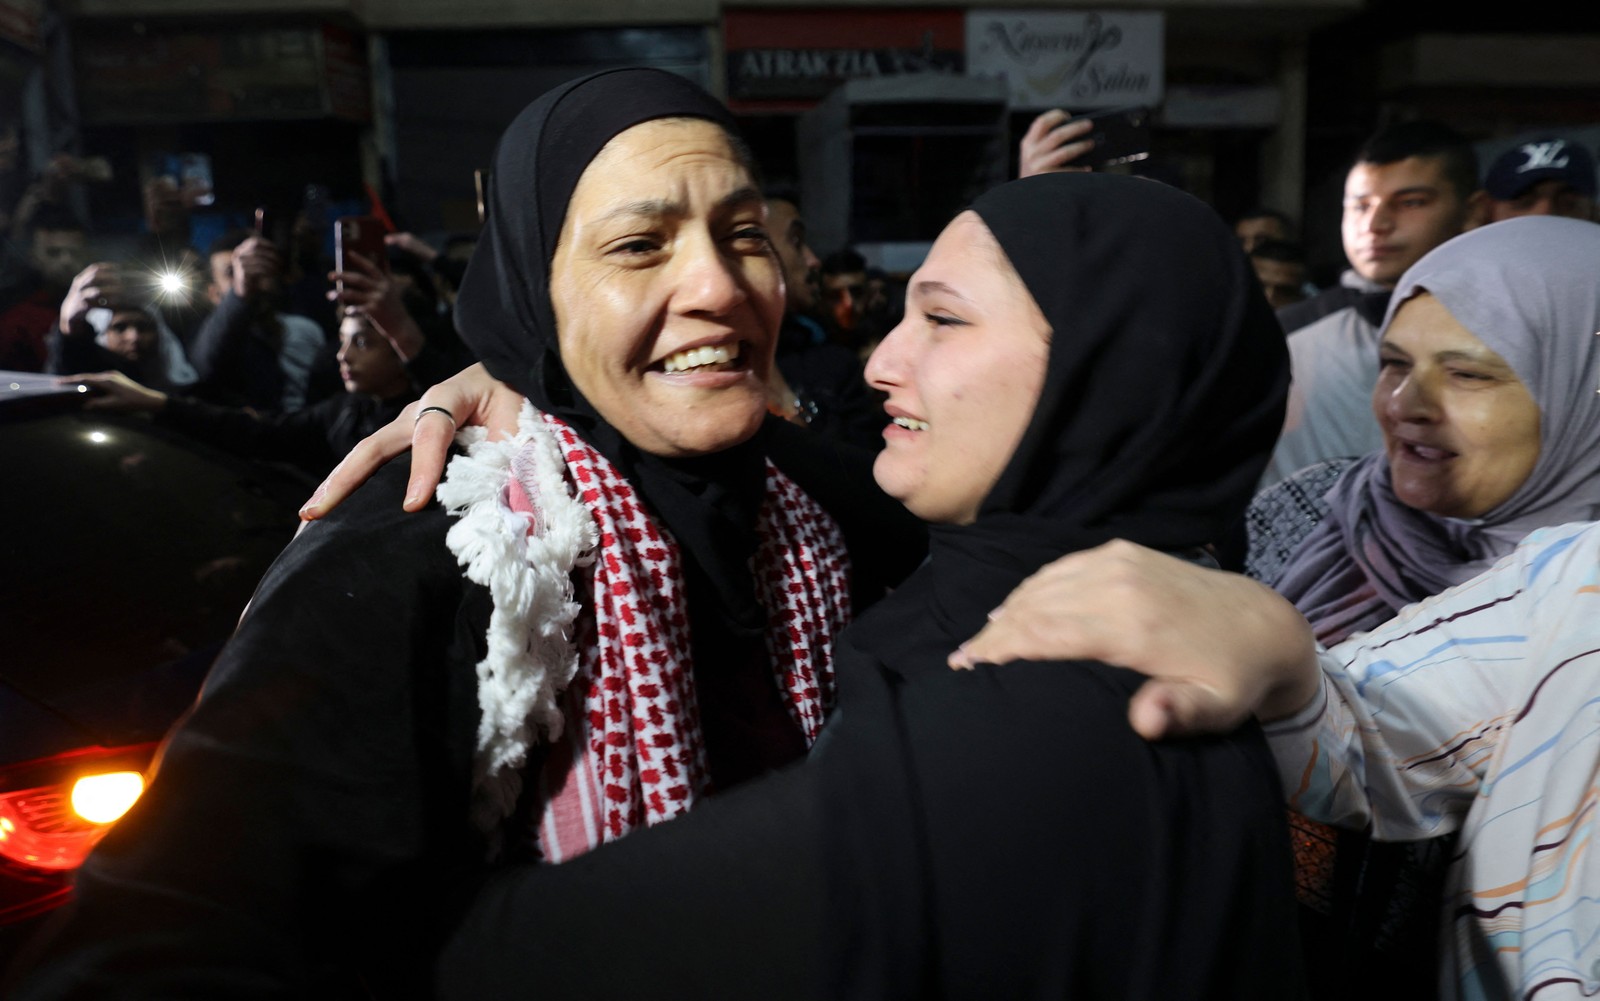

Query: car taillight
[70,771,144,825]
[0,771,146,871]
[0,746,157,876]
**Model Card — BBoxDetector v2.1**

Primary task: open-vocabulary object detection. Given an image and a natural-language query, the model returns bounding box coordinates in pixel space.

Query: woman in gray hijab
[1263,215,1600,999]
[1273,215,1600,647]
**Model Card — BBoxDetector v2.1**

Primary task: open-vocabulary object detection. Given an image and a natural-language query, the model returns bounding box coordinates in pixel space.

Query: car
[0,372,310,967]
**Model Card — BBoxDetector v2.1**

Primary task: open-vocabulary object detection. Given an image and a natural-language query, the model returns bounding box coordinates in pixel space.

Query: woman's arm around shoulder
[951,540,1319,737]
[1273,520,1600,839]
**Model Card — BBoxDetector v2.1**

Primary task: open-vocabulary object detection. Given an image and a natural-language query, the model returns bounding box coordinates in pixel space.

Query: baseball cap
[1484,138,1598,200]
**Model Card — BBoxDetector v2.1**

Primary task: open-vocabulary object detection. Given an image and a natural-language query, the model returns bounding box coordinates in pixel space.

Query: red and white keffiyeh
[439,403,851,857]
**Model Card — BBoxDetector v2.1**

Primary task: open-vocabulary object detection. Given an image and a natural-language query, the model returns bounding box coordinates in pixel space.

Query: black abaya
[436,551,1303,1001]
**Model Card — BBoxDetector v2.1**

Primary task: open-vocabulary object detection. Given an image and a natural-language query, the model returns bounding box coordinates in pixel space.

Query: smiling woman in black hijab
[455,68,772,630]
[436,173,1305,999]
[438,64,902,831]
[7,68,921,1000]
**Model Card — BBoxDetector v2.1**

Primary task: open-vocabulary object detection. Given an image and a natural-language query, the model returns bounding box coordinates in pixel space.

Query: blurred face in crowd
[207,251,232,306]
[102,309,159,365]
[764,197,821,313]
[31,228,87,290]
[548,117,784,458]
[1252,256,1307,311]
[208,239,279,305]
[1342,156,1471,288]
[1488,180,1596,223]
[866,211,1049,525]
[1235,215,1288,253]
[1374,292,1541,519]
[824,268,867,330]
[336,315,411,399]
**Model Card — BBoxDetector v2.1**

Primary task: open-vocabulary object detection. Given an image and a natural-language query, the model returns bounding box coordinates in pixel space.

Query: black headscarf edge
[968,172,1289,555]
[455,67,740,414]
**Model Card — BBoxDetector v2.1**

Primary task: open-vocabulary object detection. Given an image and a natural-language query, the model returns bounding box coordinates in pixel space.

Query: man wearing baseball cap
[1481,137,1597,222]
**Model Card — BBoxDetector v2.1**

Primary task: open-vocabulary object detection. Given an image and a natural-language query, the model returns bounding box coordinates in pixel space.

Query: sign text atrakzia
[965,11,1164,110]
[723,9,965,109]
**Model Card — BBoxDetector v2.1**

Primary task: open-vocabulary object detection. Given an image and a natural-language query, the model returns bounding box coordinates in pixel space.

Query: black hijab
[453,67,769,634]
[818,174,1295,999]
[920,171,1290,645]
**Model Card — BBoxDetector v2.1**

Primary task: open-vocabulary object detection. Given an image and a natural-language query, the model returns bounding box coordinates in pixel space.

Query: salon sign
[965,11,1164,110]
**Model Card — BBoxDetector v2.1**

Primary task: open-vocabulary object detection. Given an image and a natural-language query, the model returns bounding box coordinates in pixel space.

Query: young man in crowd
[1235,207,1297,253]
[1264,121,1482,486]
[763,190,884,451]
[0,209,88,371]
[1250,239,1310,312]
[819,247,868,340]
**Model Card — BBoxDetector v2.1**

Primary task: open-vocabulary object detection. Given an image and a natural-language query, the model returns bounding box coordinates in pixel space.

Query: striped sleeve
[1264,522,1600,842]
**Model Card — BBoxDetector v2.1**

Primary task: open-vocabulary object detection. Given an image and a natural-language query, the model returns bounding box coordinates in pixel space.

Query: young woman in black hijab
[7,68,920,1000]
[434,173,1305,999]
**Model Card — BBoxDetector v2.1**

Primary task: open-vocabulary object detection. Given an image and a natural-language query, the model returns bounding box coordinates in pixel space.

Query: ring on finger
[415,405,457,426]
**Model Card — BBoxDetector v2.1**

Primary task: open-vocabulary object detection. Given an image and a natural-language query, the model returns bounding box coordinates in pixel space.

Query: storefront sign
[965,10,1163,110]
[724,8,963,110]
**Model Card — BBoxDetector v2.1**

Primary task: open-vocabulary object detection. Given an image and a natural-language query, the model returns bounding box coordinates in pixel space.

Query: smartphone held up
[334,215,389,296]
[253,206,290,247]
[1060,106,1152,169]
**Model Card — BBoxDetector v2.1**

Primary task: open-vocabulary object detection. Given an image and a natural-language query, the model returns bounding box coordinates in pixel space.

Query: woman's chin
[872,455,927,518]
[629,400,767,458]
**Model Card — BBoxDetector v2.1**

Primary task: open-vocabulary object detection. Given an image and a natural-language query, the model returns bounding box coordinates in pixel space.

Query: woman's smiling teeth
[893,416,929,431]
[1402,441,1455,461]
[661,343,741,374]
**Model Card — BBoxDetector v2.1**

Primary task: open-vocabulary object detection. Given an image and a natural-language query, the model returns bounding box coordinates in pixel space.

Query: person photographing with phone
[44,260,198,392]
[188,226,326,413]
[326,219,473,393]
[55,218,454,482]
[61,310,421,481]
[1018,105,1152,178]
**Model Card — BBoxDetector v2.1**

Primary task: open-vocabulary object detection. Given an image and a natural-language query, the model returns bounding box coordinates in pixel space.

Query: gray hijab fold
[1274,216,1600,642]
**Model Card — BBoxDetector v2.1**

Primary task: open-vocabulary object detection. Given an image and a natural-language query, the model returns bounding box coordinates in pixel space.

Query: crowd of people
[4,63,1600,1001]
[0,166,485,478]
[0,148,897,475]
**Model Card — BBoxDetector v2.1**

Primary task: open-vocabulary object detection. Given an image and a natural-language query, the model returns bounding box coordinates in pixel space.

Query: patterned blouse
[1266,521,1600,1000]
